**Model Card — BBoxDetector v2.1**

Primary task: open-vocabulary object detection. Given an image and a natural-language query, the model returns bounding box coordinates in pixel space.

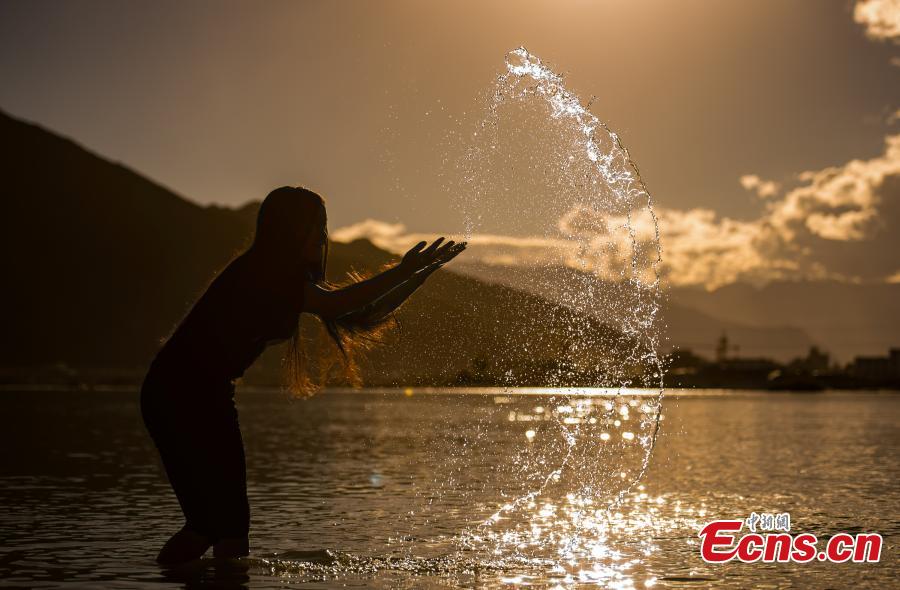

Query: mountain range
[2,109,894,388]
[0,110,638,386]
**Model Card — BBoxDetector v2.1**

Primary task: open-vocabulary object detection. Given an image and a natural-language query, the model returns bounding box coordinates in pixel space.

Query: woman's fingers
[404,238,466,273]
[424,237,445,252]
[436,242,466,262]
[406,241,427,255]
[431,240,456,259]
[414,242,466,281]
[435,238,465,257]
[401,241,430,271]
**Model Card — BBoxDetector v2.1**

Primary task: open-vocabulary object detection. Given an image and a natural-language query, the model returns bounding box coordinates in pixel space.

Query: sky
[1,0,898,288]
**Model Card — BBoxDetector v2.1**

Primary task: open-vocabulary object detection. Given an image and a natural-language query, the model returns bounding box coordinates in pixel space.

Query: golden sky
[1,0,898,288]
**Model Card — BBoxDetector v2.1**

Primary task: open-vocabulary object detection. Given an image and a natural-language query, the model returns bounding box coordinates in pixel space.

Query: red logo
[699,517,882,564]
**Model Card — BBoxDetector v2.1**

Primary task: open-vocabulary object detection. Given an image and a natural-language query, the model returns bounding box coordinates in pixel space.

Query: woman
[141,186,465,565]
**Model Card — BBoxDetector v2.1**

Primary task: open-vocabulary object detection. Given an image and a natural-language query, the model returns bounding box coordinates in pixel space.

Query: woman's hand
[304,239,465,320]
[348,239,466,324]
[414,241,466,281]
[400,237,466,275]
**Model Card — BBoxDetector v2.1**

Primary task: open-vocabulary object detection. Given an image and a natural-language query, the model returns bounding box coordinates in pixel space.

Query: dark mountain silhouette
[1,109,258,370]
[455,260,900,363]
[0,110,644,387]
[454,262,814,362]
[670,282,900,362]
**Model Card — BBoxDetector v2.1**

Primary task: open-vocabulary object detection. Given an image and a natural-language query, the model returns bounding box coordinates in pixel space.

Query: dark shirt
[143,252,305,394]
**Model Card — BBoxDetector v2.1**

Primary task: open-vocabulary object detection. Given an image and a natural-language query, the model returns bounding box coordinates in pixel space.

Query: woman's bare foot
[156,526,213,565]
[213,536,250,559]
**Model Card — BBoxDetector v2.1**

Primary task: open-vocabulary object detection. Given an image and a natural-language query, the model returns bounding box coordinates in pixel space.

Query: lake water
[0,388,896,588]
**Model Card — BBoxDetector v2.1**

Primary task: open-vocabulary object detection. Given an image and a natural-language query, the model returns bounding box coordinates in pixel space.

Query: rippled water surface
[0,389,897,588]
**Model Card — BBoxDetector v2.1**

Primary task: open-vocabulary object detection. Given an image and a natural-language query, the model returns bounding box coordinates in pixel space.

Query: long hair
[253,187,396,398]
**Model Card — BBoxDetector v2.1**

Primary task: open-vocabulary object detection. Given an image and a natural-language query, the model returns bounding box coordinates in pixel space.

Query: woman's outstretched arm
[303,238,464,319]
[343,243,465,324]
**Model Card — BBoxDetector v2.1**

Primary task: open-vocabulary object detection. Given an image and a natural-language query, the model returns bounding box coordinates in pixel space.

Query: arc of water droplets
[470,47,666,531]
[498,47,663,282]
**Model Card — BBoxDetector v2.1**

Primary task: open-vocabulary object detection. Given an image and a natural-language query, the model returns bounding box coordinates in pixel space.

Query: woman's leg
[143,390,250,563]
[205,398,251,558]
[142,389,214,564]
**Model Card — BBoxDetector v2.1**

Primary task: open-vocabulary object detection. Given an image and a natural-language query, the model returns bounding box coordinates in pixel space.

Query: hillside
[670,282,900,362]
[455,259,900,363]
[453,262,814,362]
[0,110,642,387]
[0,110,258,369]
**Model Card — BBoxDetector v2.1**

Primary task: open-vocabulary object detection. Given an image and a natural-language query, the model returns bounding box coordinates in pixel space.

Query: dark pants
[141,381,250,542]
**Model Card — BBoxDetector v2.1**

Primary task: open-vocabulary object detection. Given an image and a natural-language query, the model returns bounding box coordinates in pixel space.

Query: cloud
[333,135,900,290]
[558,205,611,236]
[331,218,410,245]
[739,174,781,198]
[854,0,900,43]
[638,134,900,287]
[642,208,769,288]
[331,218,574,267]
[755,134,900,281]
[767,134,898,240]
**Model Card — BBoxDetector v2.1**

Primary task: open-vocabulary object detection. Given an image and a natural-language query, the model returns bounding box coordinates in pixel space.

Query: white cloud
[854,0,900,43]
[330,218,408,244]
[767,134,899,242]
[659,134,900,286]
[739,174,781,198]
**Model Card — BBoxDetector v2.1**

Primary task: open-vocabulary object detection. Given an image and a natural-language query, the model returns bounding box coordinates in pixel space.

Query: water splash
[449,47,667,563]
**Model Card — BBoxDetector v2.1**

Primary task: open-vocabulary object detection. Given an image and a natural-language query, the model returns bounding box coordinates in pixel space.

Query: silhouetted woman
[140,186,465,565]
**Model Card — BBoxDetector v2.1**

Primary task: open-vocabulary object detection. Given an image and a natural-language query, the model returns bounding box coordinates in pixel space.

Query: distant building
[790,346,831,374]
[667,348,705,375]
[715,333,739,362]
[851,348,900,381]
